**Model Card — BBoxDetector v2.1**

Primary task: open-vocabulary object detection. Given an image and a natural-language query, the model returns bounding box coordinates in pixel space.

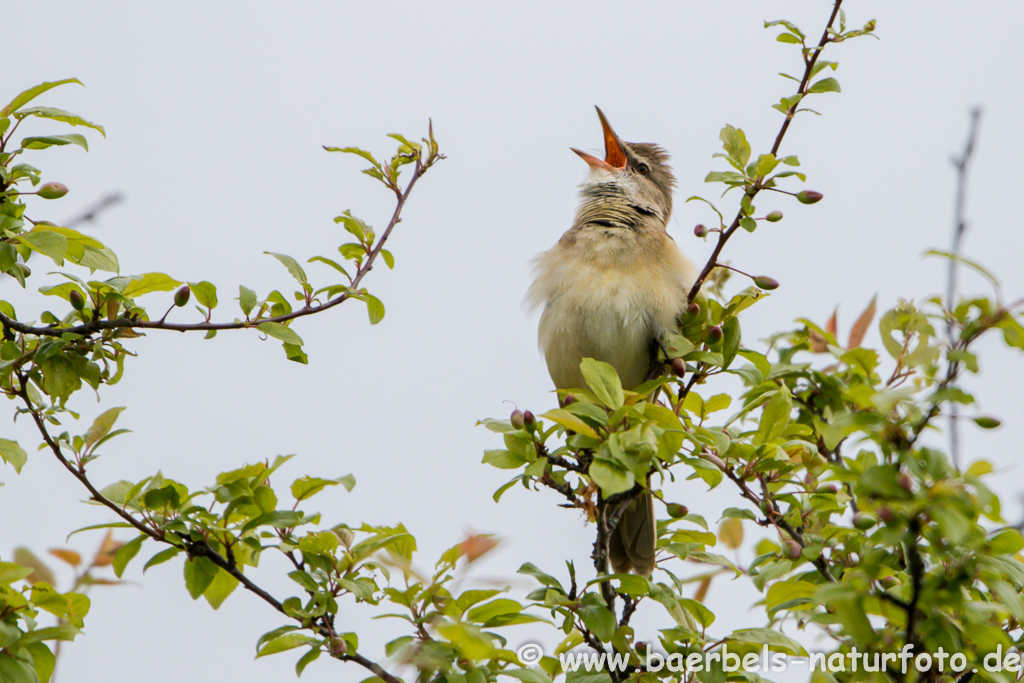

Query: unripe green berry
[853,512,877,530]
[783,540,802,559]
[896,472,914,492]
[523,410,537,430]
[510,410,525,430]
[766,210,783,222]
[817,483,839,495]
[69,290,86,311]
[753,275,780,290]
[878,506,896,524]
[683,303,701,322]
[328,637,347,657]
[37,182,69,200]
[174,285,191,307]
[703,325,723,345]
[670,357,686,378]
[694,224,708,238]
[666,503,689,519]
[797,190,823,205]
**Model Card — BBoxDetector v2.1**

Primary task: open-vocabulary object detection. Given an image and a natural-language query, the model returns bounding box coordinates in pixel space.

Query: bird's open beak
[571,106,628,171]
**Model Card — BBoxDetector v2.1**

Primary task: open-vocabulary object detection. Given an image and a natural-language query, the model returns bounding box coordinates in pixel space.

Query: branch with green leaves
[686,0,876,304]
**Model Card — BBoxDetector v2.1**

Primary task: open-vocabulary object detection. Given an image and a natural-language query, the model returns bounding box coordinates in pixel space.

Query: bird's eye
[636,163,650,175]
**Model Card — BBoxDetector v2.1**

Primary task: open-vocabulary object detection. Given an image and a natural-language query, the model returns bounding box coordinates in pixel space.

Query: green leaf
[580,358,624,410]
[184,556,218,600]
[754,387,791,445]
[295,647,321,677]
[776,33,802,44]
[307,256,350,281]
[364,294,385,325]
[122,273,181,298]
[112,535,145,578]
[990,529,1024,556]
[807,77,841,94]
[256,633,320,658]
[540,409,598,439]
[728,628,806,655]
[258,322,304,346]
[0,439,28,473]
[291,475,350,502]
[324,146,381,169]
[578,601,616,641]
[589,459,634,496]
[143,547,182,573]
[238,285,257,317]
[84,407,126,450]
[265,252,307,284]
[380,249,395,269]
[2,79,83,117]
[0,561,33,585]
[188,281,218,309]
[22,134,89,151]
[466,598,522,625]
[13,106,105,136]
[765,580,816,611]
[203,567,239,609]
[719,125,751,169]
[18,230,68,264]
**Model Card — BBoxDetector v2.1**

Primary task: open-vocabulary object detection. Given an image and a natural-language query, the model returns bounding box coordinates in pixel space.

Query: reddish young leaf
[848,295,877,349]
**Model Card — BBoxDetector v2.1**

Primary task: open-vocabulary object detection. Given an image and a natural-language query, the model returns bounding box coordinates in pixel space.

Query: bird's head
[571,107,676,223]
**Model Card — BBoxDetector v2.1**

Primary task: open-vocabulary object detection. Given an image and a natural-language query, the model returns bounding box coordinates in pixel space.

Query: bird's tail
[608,484,656,576]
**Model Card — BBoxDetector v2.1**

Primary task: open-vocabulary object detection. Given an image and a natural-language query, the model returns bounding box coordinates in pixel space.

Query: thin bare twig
[945,108,982,472]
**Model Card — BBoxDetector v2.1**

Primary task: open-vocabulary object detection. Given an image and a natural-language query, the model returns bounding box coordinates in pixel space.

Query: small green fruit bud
[881,575,899,589]
[694,224,708,238]
[69,290,86,311]
[174,285,191,307]
[666,503,688,519]
[328,637,347,657]
[523,410,537,430]
[562,395,576,406]
[760,499,775,516]
[878,506,896,524]
[765,210,783,222]
[783,540,802,559]
[896,472,914,492]
[510,410,525,430]
[683,303,701,323]
[853,512,877,530]
[753,275,780,290]
[816,483,839,495]
[703,325,723,345]
[670,357,686,377]
[797,190,823,205]
[38,182,69,200]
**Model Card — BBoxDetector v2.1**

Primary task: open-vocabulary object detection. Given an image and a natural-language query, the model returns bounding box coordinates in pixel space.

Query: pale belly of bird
[537,263,686,392]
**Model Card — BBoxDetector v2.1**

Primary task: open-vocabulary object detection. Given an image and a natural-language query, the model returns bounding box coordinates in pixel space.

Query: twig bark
[945,108,982,472]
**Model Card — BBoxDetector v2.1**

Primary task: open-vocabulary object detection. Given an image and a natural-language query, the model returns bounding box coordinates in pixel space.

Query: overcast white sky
[4,2,1024,682]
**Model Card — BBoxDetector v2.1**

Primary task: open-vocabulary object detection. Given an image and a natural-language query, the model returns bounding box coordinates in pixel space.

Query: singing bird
[527,108,698,576]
